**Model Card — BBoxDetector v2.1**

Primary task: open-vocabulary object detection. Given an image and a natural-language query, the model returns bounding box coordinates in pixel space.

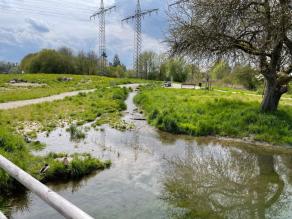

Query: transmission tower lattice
[169,0,190,7]
[90,0,116,74]
[122,0,158,78]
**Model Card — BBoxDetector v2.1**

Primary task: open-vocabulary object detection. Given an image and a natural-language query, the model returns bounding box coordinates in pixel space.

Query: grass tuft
[66,124,86,141]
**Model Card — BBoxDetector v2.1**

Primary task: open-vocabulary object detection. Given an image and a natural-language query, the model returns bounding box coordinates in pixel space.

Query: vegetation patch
[93,87,133,131]
[28,140,46,151]
[94,112,135,131]
[0,127,110,196]
[66,124,86,142]
[111,120,135,131]
[0,86,129,136]
[35,153,111,183]
[135,86,292,145]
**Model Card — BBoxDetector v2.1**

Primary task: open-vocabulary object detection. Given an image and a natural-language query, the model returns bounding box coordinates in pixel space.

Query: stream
[4,87,292,219]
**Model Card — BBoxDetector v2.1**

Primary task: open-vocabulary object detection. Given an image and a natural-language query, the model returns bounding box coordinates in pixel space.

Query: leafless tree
[168,0,292,111]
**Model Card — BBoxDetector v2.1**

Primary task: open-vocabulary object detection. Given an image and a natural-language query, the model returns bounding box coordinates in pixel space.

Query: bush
[21,49,76,74]
[210,60,231,80]
[231,65,260,90]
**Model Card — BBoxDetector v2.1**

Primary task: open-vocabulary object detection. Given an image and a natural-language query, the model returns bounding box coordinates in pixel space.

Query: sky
[0,0,172,68]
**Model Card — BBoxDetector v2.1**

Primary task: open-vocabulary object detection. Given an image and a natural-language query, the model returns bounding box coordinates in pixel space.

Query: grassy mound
[135,86,292,145]
[36,153,111,183]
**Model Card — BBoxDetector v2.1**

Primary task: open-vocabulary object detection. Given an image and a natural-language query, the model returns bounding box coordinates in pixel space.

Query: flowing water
[4,88,292,219]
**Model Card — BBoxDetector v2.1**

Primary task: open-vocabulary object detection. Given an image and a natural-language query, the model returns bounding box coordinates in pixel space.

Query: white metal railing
[0,211,7,219]
[0,155,94,219]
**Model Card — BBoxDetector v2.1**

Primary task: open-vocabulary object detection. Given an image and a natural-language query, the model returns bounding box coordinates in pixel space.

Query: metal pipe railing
[0,211,7,219]
[0,155,94,219]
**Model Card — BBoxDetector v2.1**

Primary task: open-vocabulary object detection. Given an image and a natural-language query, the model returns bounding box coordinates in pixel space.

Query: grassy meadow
[213,85,292,99]
[0,86,129,136]
[135,85,292,145]
[0,73,139,103]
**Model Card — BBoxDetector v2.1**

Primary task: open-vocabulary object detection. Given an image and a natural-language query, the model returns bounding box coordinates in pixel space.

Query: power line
[8,0,96,12]
[0,4,93,16]
[122,0,158,77]
[0,6,90,21]
[90,0,116,74]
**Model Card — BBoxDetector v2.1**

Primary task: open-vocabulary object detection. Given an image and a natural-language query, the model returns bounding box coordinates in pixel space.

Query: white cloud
[25,18,50,33]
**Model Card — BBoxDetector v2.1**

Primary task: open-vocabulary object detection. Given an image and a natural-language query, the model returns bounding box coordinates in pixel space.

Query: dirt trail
[0,89,95,110]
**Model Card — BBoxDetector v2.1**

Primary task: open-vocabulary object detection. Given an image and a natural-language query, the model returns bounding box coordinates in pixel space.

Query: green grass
[213,84,292,99]
[66,124,86,141]
[135,85,292,145]
[0,73,141,103]
[0,86,129,135]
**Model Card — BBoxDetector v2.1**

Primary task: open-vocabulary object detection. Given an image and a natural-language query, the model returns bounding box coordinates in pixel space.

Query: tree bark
[261,80,282,112]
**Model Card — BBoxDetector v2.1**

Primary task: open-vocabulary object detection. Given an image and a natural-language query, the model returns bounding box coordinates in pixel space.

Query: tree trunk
[261,80,282,112]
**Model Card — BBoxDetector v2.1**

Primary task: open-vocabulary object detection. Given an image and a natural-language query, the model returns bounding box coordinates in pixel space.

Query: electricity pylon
[122,0,158,78]
[90,0,116,74]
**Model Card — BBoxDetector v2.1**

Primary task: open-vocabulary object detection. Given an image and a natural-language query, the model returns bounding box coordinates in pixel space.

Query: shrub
[40,153,111,183]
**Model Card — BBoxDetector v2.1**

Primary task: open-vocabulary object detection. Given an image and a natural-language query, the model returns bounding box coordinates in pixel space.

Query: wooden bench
[181,83,196,88]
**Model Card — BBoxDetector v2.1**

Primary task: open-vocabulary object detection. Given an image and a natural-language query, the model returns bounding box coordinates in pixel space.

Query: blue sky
[0,0,171,68]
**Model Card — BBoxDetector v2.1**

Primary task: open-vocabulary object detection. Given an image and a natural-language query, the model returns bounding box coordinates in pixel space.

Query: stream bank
[4,86,292,219]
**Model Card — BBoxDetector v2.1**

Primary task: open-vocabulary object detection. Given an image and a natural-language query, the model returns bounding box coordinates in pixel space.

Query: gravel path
[0,89,95,110]
[0,83,142,110]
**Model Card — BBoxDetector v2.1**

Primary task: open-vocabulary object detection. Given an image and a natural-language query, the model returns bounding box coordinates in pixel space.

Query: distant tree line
[138,51,203,83]
[20,47,128,78]
[13,47,263,90]
[19,47,205,82]
[138,51,262,90]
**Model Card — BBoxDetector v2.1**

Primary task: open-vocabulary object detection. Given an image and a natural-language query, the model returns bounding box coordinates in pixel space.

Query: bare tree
[168,0,292,111]
[162,145,287,219]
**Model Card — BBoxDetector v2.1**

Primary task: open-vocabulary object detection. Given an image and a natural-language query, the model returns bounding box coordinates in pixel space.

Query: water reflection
[131,132,138,161]
[277,155,292,185]
[162,145,289,219]
[46,172,99,194]
[1,192,31,218]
